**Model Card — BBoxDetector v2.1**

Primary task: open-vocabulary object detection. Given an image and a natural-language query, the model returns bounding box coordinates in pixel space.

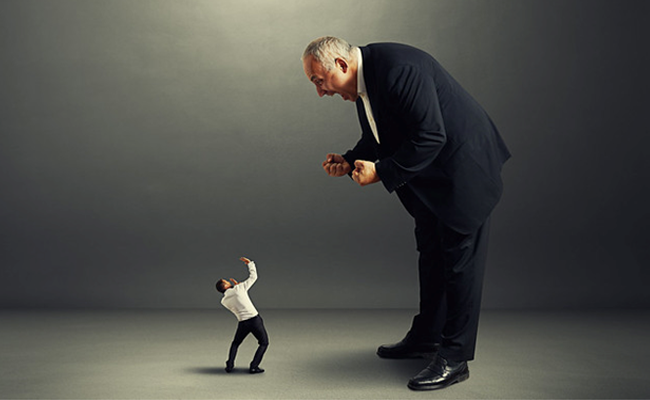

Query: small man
[215,257,269,374]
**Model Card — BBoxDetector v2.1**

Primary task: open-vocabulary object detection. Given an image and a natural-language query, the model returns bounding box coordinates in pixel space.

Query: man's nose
[316,86,334,97]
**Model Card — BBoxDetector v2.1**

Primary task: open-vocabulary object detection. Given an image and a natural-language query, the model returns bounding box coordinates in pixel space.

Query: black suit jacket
[343,43,511,234]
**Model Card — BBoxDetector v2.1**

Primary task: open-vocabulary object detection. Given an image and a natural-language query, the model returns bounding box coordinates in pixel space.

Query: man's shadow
[188,366,263,375]
[187,347,433,383]
[188,367,229,375]
[187,367,240,375]
[298,347,432,385]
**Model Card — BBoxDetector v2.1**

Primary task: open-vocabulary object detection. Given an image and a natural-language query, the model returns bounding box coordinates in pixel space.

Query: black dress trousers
[397,185,490,362]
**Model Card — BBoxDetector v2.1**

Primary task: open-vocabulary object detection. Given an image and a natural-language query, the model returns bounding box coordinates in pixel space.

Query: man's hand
[322,153,352,177]
[240,257,251,265]
[230,278,239,285]
[353,160,381,186]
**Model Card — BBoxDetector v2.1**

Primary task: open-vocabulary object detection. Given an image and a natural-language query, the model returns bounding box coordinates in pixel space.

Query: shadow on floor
[188,366,229,375]
[188,366,266,375]
[301,347,433,385]
[187,348,432,384]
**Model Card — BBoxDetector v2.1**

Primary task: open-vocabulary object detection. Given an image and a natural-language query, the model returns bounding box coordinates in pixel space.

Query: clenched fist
[352,160,380,186]
[322,153,352,177]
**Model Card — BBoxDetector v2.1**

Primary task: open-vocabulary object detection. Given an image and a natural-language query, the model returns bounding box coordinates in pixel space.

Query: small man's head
[302,36,359,102]
[216,279,232,293]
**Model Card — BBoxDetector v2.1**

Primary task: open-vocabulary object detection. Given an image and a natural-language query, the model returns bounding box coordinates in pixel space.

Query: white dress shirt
[221,261,259,322]
[356,47,380,144]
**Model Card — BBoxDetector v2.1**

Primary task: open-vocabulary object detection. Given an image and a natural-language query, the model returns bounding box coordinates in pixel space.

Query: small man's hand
[230,278,239,285]
[322,153,352,177]
[240,257,251,265]
[352,160,381,186]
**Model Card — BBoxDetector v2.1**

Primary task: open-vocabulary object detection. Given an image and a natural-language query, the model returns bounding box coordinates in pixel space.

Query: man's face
[220,279,232,291]
[303,55,358,102]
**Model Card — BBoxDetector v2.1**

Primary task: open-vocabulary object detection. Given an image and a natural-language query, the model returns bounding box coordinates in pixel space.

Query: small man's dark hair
[216,279,228,293]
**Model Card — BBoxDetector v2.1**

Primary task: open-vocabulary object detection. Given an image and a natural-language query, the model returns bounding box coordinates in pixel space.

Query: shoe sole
[407,370,470,391]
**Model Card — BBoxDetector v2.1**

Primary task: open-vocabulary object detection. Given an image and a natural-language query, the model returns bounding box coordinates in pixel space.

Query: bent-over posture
[302,36,510,391]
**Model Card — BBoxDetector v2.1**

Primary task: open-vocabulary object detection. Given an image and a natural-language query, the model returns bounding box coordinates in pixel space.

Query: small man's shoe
[249,367,265,374]
[377,333,439,359]
[407,355,469,391]
[225,362,234,373]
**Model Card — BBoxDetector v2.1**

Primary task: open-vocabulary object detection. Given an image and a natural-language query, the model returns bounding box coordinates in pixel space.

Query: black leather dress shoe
[377,335,439,359]
[407,355,469,391]
[249,367,265,374]
[225,363,234,373]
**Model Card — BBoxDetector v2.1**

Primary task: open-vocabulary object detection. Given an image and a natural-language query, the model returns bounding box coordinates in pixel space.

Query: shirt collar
[356,47,367,97]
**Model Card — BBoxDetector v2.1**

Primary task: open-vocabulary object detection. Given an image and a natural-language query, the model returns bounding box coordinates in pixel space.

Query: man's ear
[335,58,349,73]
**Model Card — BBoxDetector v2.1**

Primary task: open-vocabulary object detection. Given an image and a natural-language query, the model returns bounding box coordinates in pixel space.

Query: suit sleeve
[375,65,447,193]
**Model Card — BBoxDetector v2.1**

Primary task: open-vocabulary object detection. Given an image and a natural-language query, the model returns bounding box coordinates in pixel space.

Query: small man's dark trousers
[397,186,490,362]
[227,314,269,369]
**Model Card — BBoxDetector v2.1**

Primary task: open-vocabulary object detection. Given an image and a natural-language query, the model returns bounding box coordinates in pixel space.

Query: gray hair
[302,36,357,71]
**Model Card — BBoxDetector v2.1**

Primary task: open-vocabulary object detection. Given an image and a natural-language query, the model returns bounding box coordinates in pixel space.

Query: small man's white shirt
[221,261,259,322]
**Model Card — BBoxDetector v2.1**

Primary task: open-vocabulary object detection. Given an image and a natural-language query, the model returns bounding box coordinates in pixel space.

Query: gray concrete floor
[1,309,649,399]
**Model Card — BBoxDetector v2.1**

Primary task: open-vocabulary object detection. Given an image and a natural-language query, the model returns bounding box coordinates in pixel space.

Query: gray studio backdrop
[1,0,648,309]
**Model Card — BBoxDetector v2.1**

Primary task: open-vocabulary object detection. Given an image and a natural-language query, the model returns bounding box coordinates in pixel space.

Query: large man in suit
[301,36,510,391]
